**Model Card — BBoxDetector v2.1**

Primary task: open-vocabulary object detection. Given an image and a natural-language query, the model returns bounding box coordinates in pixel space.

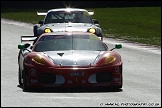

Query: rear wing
[21,35,37,43]
[37,10,94,16]
[37,12,47,16]
[88,10,94,15]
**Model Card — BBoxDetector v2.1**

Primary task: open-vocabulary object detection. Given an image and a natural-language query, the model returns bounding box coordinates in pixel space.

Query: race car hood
[44,50,103,66]
[44,23,93,32]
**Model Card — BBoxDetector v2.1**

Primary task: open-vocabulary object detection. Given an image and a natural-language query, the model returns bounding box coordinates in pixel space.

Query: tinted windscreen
[44,11,92,24]
[34,36,106,52]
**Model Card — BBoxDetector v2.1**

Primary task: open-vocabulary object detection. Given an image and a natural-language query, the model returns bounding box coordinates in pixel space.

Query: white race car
[33,8,103,40]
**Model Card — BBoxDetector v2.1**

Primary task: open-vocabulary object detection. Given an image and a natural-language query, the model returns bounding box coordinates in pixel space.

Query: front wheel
[18,67,23,86]
[33,25,39,36]
[22,69,29,92]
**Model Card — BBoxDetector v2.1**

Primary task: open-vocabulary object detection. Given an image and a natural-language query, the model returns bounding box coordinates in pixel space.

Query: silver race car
[33,8,103,40]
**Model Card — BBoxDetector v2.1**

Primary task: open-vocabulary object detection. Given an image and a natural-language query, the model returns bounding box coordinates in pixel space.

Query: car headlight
[44,28,52,33]
[88,28,96,34]
[104,55,116,64]
[32,55,45,65]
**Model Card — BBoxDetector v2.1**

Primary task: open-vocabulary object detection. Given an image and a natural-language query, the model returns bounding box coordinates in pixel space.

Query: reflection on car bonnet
[39,34,99,41]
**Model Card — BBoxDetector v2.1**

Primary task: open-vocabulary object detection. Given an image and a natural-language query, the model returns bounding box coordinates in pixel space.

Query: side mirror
[115,44,122,49]
[18,43,31,49]
[38,20,44,24]
[92,19,99,24]
[110,44,122,51]
[18,44,25,49]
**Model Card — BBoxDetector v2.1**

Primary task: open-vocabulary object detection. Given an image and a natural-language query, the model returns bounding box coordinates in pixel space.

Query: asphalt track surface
[1,19,161,107]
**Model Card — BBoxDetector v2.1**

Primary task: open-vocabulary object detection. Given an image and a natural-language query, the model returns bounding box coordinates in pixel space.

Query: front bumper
[24,63,122,89]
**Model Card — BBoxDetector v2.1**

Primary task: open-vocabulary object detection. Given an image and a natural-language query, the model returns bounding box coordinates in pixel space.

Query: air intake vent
[96,72,112,83]
[38,73,56,83]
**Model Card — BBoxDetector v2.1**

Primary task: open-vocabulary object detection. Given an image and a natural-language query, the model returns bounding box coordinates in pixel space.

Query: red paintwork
[24,61,122,88]
[20,32,123,89]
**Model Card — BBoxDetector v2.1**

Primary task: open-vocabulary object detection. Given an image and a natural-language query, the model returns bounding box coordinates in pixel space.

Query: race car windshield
[44,11,93,24]
[34,35,106,52]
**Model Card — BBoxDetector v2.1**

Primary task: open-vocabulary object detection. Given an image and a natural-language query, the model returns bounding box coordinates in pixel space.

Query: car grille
[96,72,112,83]
[38,73,56,83]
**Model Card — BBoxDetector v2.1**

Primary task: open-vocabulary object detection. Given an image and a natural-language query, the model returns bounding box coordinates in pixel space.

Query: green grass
[1,9,45,24]
[91,7,161,46]
[1,7,161,46]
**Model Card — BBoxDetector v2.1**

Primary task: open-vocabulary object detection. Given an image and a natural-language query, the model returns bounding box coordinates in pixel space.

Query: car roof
[47,8,88,13]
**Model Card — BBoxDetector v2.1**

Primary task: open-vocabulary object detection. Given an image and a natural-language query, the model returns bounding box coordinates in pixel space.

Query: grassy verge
[1,7,161,46]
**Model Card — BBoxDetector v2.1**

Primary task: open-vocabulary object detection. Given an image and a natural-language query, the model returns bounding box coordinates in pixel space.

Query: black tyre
[33,25,38,36]
[22,69,28,92]
[18,67,23,86]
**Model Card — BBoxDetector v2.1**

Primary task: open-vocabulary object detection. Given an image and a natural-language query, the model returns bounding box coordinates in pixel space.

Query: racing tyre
[22,69,29,92]
[33,25,38,36]
[18,67,23,86]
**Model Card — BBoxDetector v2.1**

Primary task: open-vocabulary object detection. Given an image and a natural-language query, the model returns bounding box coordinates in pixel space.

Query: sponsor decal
[82,80,86,83]
[70,72,84,76]
[114,77,120,82]
[115,67,120,73]
[68,80,72,83]
[75,78,78,83]
[30,68,36,74]
[31,79,37,83]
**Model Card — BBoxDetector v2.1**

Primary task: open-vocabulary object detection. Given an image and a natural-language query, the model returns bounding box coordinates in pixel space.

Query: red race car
[18,32,122,92]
